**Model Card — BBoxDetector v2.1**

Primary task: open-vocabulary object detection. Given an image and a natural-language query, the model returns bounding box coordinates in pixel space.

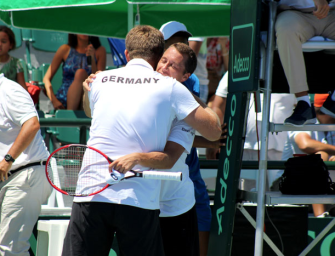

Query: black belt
[8,160,47,176]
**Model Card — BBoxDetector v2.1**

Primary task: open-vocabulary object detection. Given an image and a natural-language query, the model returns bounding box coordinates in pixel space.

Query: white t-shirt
[74,59,200,210]
[159,119,195,217]
[281,129,327,161]
[0,74,49,169]
[216,72,296,152]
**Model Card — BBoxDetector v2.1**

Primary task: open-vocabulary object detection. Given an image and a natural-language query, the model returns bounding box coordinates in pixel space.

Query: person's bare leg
[199,231,210,256]
[313,204,326,217]
[67,69,88,110]
[295,91,308,98]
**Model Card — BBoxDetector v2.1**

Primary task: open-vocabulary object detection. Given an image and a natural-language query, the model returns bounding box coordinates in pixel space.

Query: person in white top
[276,0,335,126]
[63,26,221,256]
[0,74,52,255]
[208,72,296,189]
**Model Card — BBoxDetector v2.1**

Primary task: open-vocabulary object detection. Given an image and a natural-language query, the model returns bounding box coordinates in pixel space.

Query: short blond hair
[126,25,164,64]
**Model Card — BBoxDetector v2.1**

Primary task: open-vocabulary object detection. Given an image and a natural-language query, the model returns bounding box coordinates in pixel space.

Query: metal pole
[127,3,134,32]
[254,1,278,255]
[25,41,32,79]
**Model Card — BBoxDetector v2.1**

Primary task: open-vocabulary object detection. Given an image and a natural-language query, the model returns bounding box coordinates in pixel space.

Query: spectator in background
[206,37,229,107]
[43,34,106,110]
[208,72,296,190]
[275,0,335,126]
[189,37,209,103]
[280,94,335,217]
[0,26,27,91]
[0,74,52,255]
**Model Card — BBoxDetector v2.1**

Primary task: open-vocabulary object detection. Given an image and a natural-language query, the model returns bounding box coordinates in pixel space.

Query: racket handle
[142,171,182,181]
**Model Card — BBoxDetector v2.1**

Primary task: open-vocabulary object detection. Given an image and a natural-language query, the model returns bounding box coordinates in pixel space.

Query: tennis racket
[45,144,182,197]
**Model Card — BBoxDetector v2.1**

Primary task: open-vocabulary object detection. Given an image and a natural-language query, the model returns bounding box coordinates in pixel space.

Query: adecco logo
[216,94,236,235]
[232,23,254,82]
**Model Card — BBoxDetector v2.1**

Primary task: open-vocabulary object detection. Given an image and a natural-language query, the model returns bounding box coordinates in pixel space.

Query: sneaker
[321,91,335,118]
[284,101,317,126]
[316,211,330,218]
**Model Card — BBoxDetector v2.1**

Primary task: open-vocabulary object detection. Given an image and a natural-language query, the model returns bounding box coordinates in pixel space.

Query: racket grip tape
[142,171,182,181]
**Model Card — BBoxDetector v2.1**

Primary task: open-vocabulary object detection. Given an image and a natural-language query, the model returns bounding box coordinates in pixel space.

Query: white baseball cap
[159,21,193,41]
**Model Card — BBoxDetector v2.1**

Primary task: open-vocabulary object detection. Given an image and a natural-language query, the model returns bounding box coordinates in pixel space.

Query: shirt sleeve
[3,80,37,126]
[168,119,195,154]
[182,74,200,97]
[89,74,101,116]
[216,71,228,98]
[171,81,200,121]
[190,74,200,97]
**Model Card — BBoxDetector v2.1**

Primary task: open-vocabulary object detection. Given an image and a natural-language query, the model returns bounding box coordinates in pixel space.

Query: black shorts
[159,205,199,256]
[62,202,164,256]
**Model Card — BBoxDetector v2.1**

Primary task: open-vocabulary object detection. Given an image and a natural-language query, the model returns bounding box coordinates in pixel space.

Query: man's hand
[313,0,330,19]
[0,159,12,182]
[205,124,227,159]
[83,71,102,91]
[329,155,335,161]
[207,124,227,148]
[109,153,140,174]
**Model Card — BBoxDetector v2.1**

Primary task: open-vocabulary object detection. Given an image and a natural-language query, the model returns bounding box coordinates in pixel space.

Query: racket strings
[47,146,109,196]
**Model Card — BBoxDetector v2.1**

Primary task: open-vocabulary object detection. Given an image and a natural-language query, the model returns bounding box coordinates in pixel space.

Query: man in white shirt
[110,43,201,256]
[159,21,223,256]
[0,74,52,256]
[64,26,221,256]
[276,0,335,126]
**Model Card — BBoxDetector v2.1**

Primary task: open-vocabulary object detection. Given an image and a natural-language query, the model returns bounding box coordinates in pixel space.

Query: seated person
[281,94,335,217]
[208,72,296,189]
[43,34,106,110]
[0,26,27,90]
[275,0,335,126]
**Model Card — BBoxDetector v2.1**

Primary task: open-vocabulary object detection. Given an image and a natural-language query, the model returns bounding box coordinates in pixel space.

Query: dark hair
[68,34,101,49]
[126,25,164,64]
[170,42,197,74]
[0,26,16,51]
[170,31,190,40]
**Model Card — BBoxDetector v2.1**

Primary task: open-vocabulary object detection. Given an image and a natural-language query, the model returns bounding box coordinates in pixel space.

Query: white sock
[331,91,335,101]
[296,95,311,106]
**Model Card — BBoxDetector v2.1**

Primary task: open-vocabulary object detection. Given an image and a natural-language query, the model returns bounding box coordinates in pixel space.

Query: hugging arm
[109,141,185,173]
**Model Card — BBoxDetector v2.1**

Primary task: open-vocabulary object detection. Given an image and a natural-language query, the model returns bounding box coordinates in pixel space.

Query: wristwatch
[4,154,15,163]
